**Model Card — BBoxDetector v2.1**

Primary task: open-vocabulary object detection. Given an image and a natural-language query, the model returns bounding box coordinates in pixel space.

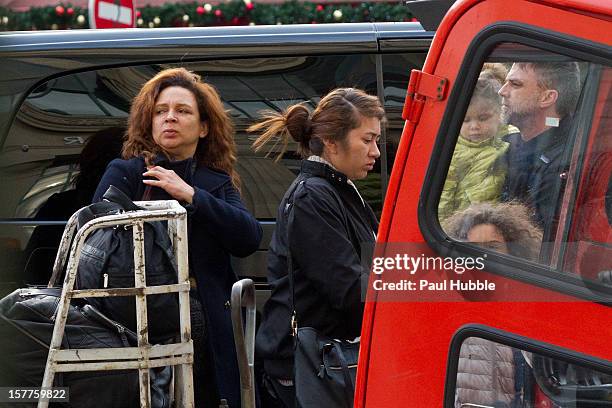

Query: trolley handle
[231,278,256,408]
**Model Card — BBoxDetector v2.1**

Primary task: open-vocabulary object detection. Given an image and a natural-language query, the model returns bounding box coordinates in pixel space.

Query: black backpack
[75,185,180,344]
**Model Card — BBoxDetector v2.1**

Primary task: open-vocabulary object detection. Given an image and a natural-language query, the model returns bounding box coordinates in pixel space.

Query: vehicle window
[0,52,423,288]
[382,53,427,108]
[0,54,382,223]
[382,53,427,177]
[452,336,612,408]
[561,66,612,281]
[437,43,611,283]
[202,54,380,219]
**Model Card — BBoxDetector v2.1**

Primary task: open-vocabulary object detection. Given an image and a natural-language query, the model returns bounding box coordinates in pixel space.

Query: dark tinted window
[0,54,385,222]
[202,54,380,219]
[0,52,427,289]
[381,53,427,180]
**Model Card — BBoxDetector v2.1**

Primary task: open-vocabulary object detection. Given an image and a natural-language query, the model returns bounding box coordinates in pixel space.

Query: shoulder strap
[285,174,344,335]
[284,178,304,337]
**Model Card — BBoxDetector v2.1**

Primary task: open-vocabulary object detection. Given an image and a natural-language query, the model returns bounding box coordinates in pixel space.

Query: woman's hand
[143,166,195,204]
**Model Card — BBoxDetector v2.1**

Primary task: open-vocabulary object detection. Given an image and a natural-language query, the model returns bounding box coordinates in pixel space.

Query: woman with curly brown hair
[93,67,262,407]
[443,202,542,408]
[443,201,543,260]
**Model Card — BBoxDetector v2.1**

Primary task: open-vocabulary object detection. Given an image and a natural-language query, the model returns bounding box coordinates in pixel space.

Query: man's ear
[199,122,209,138]
[540,89,558,110]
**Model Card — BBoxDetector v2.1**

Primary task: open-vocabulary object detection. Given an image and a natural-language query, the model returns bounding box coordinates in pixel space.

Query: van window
[382,53,427,178]
[0,54,384,222]
[452,335,612,407]
[0,52,422,287]
[437,43,611,283]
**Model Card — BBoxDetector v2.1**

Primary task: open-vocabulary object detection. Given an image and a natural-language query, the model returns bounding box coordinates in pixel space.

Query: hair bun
[285,104,312,143]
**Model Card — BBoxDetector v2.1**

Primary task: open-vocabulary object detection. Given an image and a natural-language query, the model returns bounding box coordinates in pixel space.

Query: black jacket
[502,117,573,241]
[255,160,378,379]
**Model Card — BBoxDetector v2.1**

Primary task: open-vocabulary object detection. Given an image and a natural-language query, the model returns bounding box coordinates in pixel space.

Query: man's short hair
[516,62,581,117]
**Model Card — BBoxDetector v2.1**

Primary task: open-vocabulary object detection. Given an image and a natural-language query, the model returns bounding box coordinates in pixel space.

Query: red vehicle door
[357,0,611,406]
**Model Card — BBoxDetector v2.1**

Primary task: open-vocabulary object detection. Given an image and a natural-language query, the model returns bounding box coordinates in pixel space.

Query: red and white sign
[88,0,135,29]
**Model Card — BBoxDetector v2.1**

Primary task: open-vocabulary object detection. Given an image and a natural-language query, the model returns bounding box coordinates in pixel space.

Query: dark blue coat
[93,156,262,408]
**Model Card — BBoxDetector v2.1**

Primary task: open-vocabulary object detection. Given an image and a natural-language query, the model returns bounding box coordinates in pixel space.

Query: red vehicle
[358,0,611,406]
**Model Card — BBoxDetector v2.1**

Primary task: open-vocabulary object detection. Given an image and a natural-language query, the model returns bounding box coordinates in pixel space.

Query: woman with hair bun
[250,88,385,407]
[93,67,262,407]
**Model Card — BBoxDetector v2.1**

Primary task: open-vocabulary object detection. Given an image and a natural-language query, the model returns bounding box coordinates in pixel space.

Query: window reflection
[1,53,393,222]
[456,337,521,407]
[454,336,612,408]
[438,44,611,283]
[27,73,128,117]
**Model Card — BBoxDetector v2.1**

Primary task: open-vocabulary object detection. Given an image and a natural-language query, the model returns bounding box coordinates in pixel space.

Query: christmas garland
[0,1,414,31]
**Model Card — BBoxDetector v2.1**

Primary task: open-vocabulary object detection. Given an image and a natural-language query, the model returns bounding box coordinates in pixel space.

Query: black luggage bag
[0,186,177,407]
[0,288,171,408]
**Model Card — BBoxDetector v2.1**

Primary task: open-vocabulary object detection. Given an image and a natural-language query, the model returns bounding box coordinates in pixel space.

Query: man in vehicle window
[498,61,581,245]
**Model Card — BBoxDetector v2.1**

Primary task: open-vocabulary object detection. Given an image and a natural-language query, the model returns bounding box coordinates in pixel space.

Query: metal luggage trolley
[39,199,194,408]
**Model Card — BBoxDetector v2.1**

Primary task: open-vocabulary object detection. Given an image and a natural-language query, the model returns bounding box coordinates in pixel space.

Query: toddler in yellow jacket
[439,70,516,220]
